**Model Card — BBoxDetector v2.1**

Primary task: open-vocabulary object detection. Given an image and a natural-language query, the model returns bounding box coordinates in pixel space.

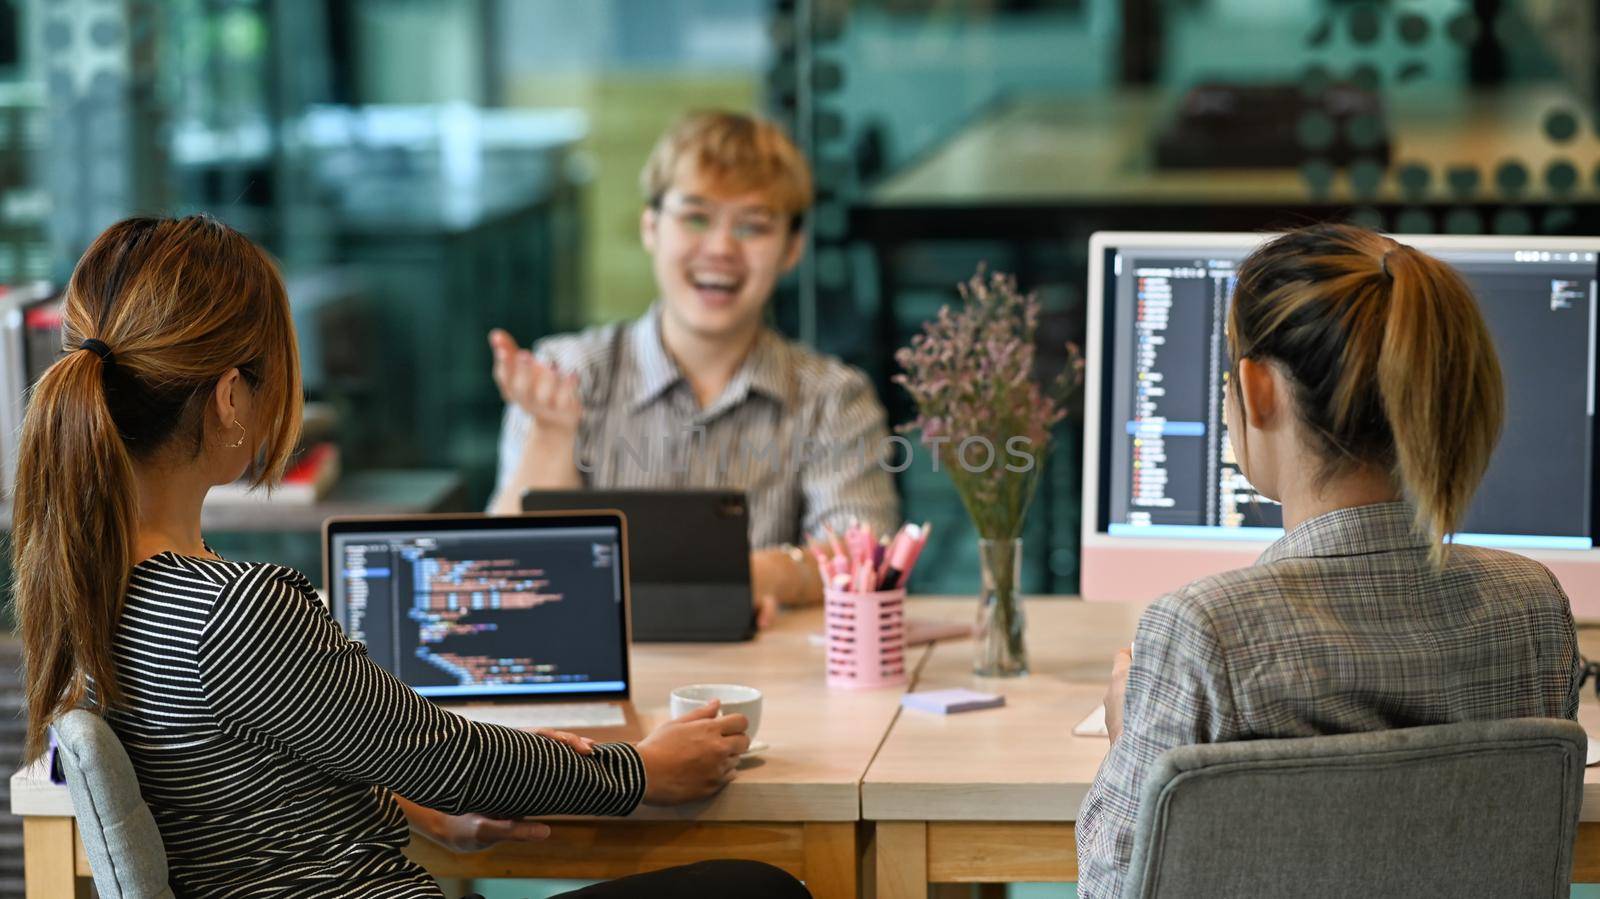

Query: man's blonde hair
[640,110,814,229]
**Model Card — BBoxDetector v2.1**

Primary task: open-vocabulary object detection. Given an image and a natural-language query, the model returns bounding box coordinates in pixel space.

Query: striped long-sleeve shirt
[491,303,901,546]
[106,552,646,897]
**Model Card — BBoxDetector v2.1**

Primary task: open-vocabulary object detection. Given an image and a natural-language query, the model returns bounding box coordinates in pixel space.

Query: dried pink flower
[897,266,1084,540]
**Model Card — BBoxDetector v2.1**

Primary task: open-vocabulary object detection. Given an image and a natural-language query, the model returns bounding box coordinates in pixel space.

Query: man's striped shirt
[492,304,901,546]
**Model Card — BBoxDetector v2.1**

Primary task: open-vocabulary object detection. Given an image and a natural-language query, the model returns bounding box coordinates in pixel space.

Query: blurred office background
[0,1,1597,894]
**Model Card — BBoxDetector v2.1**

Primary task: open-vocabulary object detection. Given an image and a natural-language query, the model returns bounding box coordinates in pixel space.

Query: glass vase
[974,538,1028,677]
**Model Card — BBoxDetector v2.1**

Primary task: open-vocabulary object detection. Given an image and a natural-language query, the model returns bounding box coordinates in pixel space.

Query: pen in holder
[824,586,907,690]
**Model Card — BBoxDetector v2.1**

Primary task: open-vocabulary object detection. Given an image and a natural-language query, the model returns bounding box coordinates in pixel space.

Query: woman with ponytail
[1076,223,1581,898]
[17,215,304,759]
[14,216,806,898]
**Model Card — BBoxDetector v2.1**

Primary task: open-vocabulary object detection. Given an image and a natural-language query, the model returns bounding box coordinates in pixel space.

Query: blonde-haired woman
[15,216,809,898]
[1076,223,1581,898]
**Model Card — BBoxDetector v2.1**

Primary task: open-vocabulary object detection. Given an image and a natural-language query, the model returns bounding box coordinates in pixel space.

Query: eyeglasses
[657,200,784,244]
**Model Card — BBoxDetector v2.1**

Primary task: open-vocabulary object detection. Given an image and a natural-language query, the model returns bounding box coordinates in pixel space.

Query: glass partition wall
[7,0,1596,596]
[2,2,1596,896]
[798,0,1600,594]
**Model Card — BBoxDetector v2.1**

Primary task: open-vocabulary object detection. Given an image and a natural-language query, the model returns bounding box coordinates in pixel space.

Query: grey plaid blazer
[1076,502,1582,899]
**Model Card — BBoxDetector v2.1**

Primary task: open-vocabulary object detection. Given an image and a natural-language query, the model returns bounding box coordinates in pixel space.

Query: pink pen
[847,524,875,570]
[897,522,931,585]
[810,544,832,577]
[878,523,922,591]
[831,552,850,582]
[876,524,913,586]
[854,559,874,593]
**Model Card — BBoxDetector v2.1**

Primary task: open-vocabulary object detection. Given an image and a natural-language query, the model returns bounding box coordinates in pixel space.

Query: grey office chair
[51,709,175,899]
[1122,718,1586,899]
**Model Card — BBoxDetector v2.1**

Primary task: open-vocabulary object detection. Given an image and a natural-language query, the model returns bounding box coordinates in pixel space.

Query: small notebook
[900,689,1005,715]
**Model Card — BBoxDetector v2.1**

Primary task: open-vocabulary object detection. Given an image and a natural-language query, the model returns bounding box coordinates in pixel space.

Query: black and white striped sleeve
[194,564,645,819]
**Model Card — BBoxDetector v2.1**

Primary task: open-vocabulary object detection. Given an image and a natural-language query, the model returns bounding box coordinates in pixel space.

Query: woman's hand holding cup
[636,699,750,805]
[668,684,762,740]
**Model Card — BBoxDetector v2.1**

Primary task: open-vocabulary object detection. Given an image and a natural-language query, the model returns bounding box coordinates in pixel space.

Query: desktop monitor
[0,282,63,500]
[1083,231,1600,614]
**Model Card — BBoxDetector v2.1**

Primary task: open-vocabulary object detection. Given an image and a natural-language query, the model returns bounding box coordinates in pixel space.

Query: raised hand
[489,329,582,435]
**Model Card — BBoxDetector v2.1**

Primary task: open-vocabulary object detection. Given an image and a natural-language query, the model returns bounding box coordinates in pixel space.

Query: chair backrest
[51,709,175,899]
[1121,718,1586,899]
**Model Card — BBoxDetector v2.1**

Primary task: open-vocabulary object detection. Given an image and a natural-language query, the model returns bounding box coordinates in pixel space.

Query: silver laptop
[324,510,644,740]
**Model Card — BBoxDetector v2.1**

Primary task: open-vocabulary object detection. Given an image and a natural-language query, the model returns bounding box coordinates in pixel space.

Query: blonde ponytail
[1375,245,1504,560]
[1230,224,1505,563]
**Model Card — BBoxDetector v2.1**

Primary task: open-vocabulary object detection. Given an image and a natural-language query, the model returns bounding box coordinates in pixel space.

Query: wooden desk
[864,598,1600,898]
[403,605,922,897]
[10,604,927,899]
[21,596,1600,897]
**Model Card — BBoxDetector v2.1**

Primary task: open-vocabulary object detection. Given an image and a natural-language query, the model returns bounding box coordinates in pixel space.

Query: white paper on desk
[1073,704,1109,738]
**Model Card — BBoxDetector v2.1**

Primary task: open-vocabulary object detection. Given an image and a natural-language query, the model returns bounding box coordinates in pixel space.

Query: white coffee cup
[669,683,762,741]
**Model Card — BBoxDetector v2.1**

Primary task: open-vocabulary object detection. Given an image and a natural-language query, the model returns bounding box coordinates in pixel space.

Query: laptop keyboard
[452,703,626,730]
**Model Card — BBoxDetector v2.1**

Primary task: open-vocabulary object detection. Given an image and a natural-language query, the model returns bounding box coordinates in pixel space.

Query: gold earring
[225,420,246,448]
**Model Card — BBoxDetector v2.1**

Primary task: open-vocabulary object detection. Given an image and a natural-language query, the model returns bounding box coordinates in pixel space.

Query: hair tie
[1380,250,1396,280]
[79,339,114,365]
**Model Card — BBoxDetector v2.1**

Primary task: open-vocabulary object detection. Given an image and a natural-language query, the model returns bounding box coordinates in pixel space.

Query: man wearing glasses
[486,111,899,625]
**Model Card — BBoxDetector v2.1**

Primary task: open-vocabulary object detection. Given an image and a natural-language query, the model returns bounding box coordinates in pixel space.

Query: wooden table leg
[876,822,928,899]
[803,822,860,899]
[1573,821,1600,882]
[24,817,85,899]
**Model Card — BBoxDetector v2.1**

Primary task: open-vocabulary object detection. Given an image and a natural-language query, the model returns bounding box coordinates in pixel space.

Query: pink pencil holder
[824,586,908,690]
